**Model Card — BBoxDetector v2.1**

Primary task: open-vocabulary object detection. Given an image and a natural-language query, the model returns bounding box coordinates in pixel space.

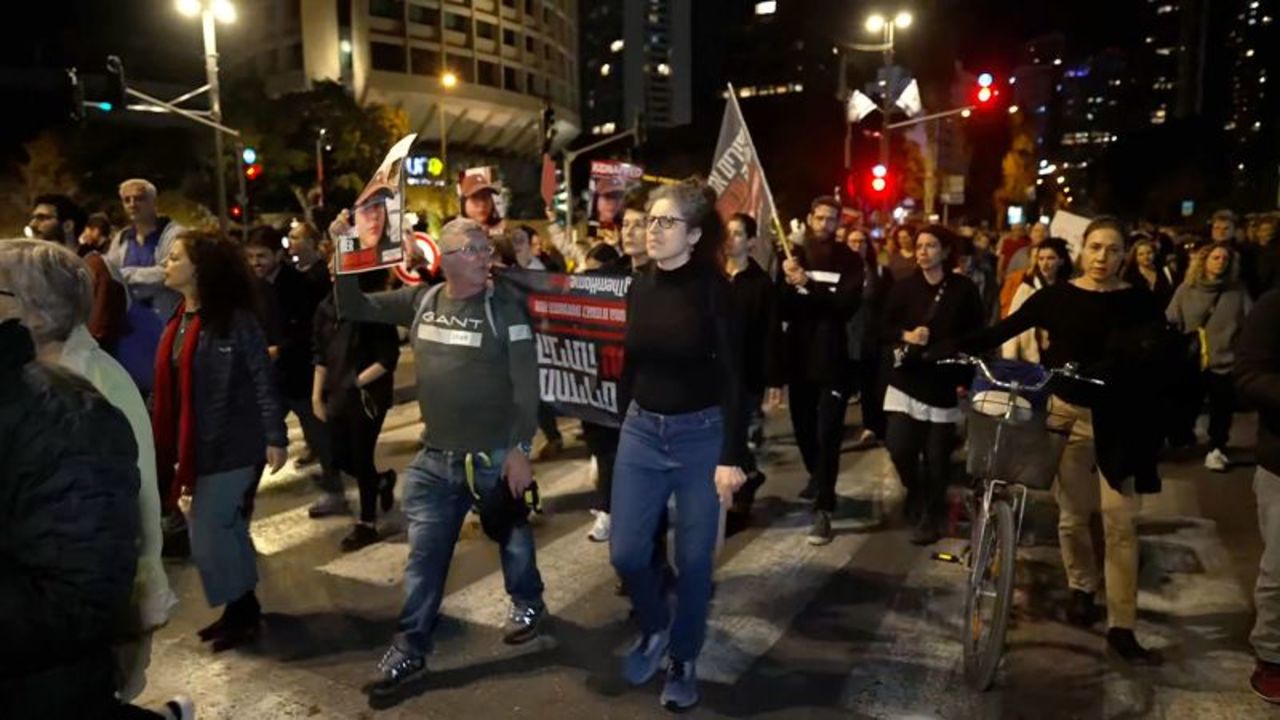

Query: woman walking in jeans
[610,180,747,712]
[156,231,287,652]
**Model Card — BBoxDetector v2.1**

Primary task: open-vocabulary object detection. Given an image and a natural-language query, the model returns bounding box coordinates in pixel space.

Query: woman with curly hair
[156,230,287,652]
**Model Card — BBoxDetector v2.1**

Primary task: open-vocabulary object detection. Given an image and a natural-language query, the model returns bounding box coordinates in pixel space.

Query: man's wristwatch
[516,441,533,457]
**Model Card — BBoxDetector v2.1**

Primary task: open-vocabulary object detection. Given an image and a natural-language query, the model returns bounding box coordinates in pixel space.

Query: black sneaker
[370,644,427,698]
[197,613,227,642]
[341,523,380,553]
[807,510,833,546]
[1066,589,1104,628]
[379,470,397,513]
[502,603,545,645]
[1106,628,1162,666]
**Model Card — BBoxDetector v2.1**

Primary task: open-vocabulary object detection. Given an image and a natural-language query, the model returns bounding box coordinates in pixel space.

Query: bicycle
[935,354,1104,691]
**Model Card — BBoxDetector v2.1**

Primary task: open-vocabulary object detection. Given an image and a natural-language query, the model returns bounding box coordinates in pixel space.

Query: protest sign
[336,133,417,274]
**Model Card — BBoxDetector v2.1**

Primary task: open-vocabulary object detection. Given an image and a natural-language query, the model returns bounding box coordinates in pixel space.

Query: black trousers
[329,398,390,523]
[1204,370,1236,452]
[884,412,957,524]
[789,379,849,513]
[537,402,563,443]
[582,421,620,512]
[285,394,341,493]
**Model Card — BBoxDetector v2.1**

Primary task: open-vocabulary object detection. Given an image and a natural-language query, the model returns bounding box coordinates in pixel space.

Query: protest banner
[497,268,630,428]
[335,133,417,274]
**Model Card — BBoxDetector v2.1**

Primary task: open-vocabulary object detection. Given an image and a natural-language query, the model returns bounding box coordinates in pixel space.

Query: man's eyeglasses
[443,243,494,259]
[648,216,688,231]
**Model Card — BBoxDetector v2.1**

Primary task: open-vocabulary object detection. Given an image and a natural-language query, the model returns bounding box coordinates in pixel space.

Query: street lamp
[894,11,913,28]
[439,71,459,185]
[863,9,913,174]
[865,14,886,32]
[176,0,236,231]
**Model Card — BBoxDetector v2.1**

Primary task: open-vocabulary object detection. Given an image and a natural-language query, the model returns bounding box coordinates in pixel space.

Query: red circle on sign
[395,231,441,285]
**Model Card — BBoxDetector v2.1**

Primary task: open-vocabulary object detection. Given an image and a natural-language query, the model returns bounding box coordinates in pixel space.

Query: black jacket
[313,293,401,418]
[730,258,784,394]
[0,320,140,718]
[1236,289,1280,476]
[780,239,864,386]
[884,270,985,409]
[262,264,328,399]
[186,309,288,474]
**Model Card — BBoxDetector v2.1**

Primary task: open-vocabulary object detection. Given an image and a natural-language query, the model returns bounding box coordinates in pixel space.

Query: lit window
[1157,4,1175,14]
[656,62,671,76]
[1246,49,1256,57]
[1255,121,1263,130]
[610,39,624,53]
[755,1,777,15]
[602,122,616,134]
[600,63,611,76]
[1053,58,1062,66]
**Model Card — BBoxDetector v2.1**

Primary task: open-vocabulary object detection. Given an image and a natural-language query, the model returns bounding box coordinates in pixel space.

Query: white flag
[895,78,923,117]
[846,90,878,123]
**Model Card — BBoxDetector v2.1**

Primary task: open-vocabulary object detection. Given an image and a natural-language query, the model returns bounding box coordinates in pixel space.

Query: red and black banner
[497,268,630,428]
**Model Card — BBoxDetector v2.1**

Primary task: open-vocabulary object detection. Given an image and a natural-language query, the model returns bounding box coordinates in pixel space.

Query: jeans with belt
[610,402,723,663]
[394,447,545,656]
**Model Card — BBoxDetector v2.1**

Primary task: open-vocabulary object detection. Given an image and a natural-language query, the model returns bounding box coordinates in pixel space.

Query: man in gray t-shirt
[336,218,544,697]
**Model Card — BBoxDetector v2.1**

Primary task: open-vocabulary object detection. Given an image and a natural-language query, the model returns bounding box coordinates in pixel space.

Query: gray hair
[440,217,487,247]
[0,239,92,345]
[118,178,158,198]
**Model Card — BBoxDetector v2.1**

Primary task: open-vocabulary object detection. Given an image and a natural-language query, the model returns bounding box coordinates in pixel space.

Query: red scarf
[152,302,202,508]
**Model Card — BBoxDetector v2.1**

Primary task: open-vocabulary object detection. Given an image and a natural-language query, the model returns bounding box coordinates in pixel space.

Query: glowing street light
[865,13,886,32]
[441,71,459,89]
[894,11,913,28]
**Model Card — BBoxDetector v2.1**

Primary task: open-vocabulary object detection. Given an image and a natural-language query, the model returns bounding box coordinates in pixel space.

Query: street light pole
[201,8,229,234]
[879,22,894,169]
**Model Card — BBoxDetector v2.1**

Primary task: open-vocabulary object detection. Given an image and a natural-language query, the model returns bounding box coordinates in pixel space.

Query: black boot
[1065,589,1103,628]
[197,608,230,642]
[211,591,261,653]
[378,470,397,513]
[1106,628,1162,666]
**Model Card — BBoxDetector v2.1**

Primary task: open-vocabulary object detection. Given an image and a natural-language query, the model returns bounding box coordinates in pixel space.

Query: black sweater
[780,239,864,385]
[622,260,747,467]
[729,258,784,394]
[956,281,1172,494]
[1236,289,1280,476]
[313,293,401,417]
[883,270,985,408]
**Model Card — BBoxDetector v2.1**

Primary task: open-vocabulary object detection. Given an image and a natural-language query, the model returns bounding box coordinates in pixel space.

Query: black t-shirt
[622,260,747,466]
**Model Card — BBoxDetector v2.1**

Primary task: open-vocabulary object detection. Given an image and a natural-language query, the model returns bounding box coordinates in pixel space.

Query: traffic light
[244,163,263,181]
[105,55,127,111]
[870,163,889,194]
[974,71,999,107]
[230,203,243,220]
[241,146,258,165]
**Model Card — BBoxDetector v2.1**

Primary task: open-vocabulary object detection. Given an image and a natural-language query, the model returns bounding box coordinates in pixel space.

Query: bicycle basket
[965,399,1070,490]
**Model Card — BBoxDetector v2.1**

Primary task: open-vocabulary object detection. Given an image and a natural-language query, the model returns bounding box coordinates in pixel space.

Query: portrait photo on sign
[336,132,417,274]
[588,160,643,245]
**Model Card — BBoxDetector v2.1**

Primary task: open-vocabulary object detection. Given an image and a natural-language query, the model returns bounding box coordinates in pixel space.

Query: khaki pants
[1048,398,1141,629]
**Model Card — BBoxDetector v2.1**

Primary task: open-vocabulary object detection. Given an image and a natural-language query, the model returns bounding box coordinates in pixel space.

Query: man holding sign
[335,218,545,698]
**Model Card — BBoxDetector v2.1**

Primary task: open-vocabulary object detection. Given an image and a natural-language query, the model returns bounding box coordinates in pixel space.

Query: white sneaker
[588,510,611,542]
[1204,448,1229,472]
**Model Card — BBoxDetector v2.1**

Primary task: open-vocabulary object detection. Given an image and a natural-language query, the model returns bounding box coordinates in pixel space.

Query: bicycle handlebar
[938,354,1105,392]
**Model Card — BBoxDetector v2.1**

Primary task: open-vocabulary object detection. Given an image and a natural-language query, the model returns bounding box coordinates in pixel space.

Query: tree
[993,129,1035,229]
[224,79,410,218]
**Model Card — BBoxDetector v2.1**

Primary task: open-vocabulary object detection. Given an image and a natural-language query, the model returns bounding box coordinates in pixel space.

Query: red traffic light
[245,163,263,180]
[974,71,1000,106]
[230,204,243,219]
[869,163,889,194]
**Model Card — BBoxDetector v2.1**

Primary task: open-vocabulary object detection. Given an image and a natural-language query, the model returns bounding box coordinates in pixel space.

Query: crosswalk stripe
[314,459,595,585]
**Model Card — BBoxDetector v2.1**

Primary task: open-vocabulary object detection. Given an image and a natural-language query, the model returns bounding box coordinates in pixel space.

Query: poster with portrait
[588,160,643,246]
[335,133,418,274]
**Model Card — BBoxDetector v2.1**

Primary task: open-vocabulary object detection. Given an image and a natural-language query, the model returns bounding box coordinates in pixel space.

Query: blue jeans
[394,448,545,656]
[188,466,258,607]
[610,402,723,662]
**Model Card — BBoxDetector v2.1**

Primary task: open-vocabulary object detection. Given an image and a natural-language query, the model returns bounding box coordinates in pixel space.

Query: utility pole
[201,9,228,234]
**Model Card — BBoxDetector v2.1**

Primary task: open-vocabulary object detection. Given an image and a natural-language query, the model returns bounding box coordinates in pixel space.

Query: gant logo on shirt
[420,311,485,330]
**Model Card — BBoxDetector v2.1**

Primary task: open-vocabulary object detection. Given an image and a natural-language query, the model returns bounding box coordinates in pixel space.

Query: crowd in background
[4,171,1280,716]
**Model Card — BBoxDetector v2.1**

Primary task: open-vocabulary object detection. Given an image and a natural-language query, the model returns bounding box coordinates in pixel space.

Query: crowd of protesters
[3,169,1280,717]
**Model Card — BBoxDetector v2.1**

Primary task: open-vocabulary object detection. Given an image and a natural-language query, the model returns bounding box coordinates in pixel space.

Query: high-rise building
[579,0,691,136]
[228,0,581,161]
[1224,0,1277,194]
[1137,0,1210,126]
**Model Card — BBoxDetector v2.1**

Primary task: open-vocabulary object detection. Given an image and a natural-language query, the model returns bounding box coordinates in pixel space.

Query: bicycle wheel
[962,497,1016,691]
